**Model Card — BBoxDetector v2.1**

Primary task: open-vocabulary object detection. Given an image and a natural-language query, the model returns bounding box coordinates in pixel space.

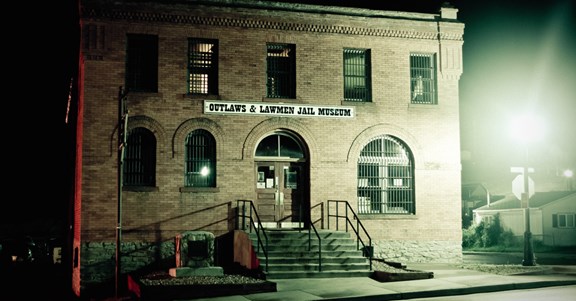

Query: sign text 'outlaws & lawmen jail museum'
[204,100,355,119]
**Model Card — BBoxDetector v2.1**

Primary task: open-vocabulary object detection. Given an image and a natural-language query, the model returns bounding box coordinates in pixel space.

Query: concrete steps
[248,229,372,279]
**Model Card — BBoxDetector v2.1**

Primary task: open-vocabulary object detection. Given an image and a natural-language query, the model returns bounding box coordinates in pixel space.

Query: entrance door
[255,161,305,228]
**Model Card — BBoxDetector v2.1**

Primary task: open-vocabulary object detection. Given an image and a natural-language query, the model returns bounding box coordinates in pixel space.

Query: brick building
[72,0,464,296]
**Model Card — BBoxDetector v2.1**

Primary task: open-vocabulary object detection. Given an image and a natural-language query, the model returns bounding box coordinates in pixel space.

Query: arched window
[124,127,156,186]
[185,129,216,187]
[357,135,414,214]
[255,132,304,159]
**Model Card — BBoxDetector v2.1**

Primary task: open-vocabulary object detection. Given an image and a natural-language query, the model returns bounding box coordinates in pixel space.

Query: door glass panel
[284,167,298,189]
[257,165,275,189]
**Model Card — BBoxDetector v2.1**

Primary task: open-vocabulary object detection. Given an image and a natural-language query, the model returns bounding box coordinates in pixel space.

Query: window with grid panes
[357,135,414,214]
[188,38,218,95]
[553,213,575,228]
[123,127,156,186]
[125,34,158,93]
[266,43,295,98]
[344,49,371,102]
[185,129,216,187]
[410,53,437,104]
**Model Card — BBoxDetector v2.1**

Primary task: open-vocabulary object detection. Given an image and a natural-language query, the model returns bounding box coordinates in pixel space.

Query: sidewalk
[188,263,576,301]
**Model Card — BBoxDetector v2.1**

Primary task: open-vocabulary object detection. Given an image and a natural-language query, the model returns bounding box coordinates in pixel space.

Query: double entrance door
[255,161,307,228]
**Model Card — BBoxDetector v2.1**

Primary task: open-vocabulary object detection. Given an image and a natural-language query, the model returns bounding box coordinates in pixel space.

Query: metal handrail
[236,200,269,272]
[309,202,324,272]
[327,200,372,270]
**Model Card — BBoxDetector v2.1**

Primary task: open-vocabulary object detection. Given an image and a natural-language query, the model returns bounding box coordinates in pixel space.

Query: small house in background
[461,182,504,228]
[473,191,576,247]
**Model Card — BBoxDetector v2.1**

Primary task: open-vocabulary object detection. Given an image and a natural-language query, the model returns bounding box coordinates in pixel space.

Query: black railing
[309,202,324,271]
[327,200,372,270]
[236,200,268,272]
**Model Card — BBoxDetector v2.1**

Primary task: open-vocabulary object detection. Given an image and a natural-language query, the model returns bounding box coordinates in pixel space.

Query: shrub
[462,213,519,249]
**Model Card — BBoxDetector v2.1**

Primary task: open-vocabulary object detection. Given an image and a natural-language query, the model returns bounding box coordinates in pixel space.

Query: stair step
[265,256,369,264]
[245,229,372,279]
[264,270,373,279]
[263,262,370,272]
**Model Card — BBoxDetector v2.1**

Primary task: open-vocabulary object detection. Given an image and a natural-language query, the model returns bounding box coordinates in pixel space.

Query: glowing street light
[564,169,574,191]
[509,112,545,267]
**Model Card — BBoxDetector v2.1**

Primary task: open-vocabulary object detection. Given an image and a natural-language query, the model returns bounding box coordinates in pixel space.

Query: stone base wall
[80,240,176,290]
[373,240,463,264]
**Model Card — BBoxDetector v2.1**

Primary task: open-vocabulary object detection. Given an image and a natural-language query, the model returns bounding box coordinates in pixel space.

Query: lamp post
[521,154,535,266]
[509,113,543,267]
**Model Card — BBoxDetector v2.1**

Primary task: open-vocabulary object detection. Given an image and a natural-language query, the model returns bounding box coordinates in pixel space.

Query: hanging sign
[204,100,355,119]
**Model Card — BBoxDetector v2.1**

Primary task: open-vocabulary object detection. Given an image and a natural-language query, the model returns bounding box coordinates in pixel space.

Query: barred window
[124,127,156,186]
[267,43,296,98]
[357,135,414,214]
[188,38,218,95]
[410,53,437,104]
[185,129,216,187]
[126,34,158,93]
[344,48,371,102]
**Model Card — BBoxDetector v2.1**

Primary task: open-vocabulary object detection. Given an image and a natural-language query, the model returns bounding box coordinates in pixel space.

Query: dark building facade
[73,0,464,296]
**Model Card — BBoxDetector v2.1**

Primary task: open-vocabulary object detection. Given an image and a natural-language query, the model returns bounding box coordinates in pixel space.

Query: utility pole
[116,86,128,298]
[521,164,536,266]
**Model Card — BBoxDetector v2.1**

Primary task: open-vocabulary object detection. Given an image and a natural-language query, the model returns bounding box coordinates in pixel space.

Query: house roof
[474,191,576,211]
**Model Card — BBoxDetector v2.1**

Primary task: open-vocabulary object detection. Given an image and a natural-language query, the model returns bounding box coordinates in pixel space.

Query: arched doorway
[254,130,309,229]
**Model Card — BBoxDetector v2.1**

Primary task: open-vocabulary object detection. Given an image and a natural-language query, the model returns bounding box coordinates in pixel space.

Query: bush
[462,213,519,249]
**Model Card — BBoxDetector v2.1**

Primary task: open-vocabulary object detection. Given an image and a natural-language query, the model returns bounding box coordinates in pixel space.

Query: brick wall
[76,0,464,294]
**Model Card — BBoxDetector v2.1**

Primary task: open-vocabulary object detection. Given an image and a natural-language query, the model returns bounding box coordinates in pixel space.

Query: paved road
[463,251,576,265]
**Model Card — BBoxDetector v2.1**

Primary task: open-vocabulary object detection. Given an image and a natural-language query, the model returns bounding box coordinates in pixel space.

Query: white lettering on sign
[204,100,355,119]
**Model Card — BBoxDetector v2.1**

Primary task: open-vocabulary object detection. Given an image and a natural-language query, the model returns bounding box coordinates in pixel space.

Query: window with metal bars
[185,129,216,187]
[357,135,414,214]
[188,38,218,95]
[266,43,296,98]
[343,48,371,102]
[123,127,156,186]
[125,34,158,93]
[410,53,437,104]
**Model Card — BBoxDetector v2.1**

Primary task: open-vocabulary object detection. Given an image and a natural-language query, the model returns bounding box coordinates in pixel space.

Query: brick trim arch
[242,118,318,161]
[172,117,225,159]
[347,123,423,169]
[110,115,167,158]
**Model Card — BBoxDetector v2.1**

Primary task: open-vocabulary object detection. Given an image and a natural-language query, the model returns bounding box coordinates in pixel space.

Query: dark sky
[6,0,574,228]
[286,0,576,191]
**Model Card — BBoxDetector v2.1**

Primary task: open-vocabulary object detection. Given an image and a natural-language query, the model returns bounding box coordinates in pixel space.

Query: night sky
[4,0,574,232]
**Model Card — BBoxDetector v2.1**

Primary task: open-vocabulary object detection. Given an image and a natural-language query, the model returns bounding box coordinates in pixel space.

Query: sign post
[511,166,536,266]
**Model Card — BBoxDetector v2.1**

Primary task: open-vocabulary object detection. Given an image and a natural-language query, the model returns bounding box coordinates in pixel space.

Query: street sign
[512,175,534,204]
[511,167,534,173]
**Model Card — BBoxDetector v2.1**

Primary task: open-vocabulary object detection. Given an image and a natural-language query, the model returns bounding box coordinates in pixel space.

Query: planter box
[371,269,434,282]
[128,274,277,301]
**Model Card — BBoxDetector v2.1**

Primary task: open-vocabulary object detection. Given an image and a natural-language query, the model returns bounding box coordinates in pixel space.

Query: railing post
[321,202,324,229]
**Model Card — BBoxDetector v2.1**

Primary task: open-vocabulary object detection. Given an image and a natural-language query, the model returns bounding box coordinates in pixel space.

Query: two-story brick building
[72,0,464,296]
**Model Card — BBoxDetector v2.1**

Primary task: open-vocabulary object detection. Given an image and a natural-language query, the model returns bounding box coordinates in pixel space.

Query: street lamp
[564,169,574,191]
[509,113,544,267]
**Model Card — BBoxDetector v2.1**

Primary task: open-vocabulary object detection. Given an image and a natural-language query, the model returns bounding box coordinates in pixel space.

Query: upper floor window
[410,52,437,104]
[343,48,371,102]
[185,129,216,187]
[357,135,414,215]
[266,43,295,98]
[124,127,156,187]
[126,34,158,93]
[188,38,218,95]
